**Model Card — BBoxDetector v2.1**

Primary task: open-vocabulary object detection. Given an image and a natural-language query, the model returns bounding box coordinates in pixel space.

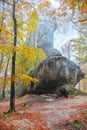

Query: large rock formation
[29,49,85,97]
[27,1,57,52]
[27,20,57,52]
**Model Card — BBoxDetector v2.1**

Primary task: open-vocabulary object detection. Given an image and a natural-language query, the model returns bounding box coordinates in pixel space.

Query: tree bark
[2,88,5,98]
[0,53,4,73]
[9,0,17,113]
[0,1,5,73]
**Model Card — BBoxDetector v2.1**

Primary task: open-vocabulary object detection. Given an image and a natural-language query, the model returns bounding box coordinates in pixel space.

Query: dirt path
[0,95,87,130]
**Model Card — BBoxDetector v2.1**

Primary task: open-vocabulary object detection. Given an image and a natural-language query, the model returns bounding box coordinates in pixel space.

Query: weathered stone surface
[27,20,57,52]
[29,49,85,97]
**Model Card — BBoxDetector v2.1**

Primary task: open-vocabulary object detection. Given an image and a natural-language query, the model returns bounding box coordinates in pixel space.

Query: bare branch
[15,0,20,4]
[73,18,87,24]
[1,0,13,6]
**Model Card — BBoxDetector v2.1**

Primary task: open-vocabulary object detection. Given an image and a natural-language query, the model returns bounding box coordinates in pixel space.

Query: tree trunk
[0,1,5,73]
[0,53,4,73]
[9,0,17,113]
[2,88,5,99]
[2,55,10,99]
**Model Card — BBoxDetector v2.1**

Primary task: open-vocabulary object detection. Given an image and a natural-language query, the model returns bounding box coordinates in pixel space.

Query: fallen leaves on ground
[0,95,87,130]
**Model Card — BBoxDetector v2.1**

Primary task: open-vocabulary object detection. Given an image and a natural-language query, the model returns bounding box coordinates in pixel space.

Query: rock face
[29,49,85,97]
[27,20,57,52]
[36,20,57,52]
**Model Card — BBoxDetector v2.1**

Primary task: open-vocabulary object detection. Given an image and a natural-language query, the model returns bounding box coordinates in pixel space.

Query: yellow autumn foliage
[0,73,38,88]
[17,9,39,43]
[0,76,10,89]
[0,26,12,35]
[64,0,87,12]
[27,10,39,32]
[0,40,46,63]
[0,43,46,88]
[16,73,38,86]
[0,44,18,55]
[0,43,46,73]
[16,43,46,73]
[11,73,38,86]
[0,3,47,90]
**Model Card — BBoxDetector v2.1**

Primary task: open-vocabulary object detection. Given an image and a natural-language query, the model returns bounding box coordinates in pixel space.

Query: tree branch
[73,18,87,24]
[15,0,20,3]
[1,0,13,6]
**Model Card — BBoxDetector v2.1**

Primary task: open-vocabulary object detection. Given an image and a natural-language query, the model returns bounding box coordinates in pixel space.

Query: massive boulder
[29,49,85,97]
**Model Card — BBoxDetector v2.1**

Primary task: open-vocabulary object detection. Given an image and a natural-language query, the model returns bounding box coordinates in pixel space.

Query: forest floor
[0,94,87,130]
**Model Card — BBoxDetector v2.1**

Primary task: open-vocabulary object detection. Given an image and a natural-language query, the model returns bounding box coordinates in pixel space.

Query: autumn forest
[0,0,87,129]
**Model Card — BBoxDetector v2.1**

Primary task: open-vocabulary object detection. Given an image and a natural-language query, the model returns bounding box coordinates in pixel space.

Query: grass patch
[63,119,87,129]
[0,112,4,116]
[67,85,87,96]
[73,120,82,128]
[85,110,87,115]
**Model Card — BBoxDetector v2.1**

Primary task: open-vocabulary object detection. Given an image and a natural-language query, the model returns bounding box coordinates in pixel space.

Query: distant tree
[64,0,87,23]
[72,26,87,63]
[2,54,10,99]
[61,39,73,60]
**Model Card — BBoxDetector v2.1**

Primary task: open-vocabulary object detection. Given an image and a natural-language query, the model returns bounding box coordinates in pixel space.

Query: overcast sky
[54,22,78,52]
[48,0,78,52]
